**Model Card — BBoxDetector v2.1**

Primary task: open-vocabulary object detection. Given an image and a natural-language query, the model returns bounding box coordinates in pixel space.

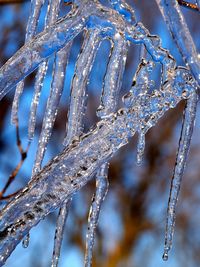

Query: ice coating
[0,1,177,101]
[125,59,156,164]
[0,67,197,265]
[109,0,136,23]
[0,0,199,265]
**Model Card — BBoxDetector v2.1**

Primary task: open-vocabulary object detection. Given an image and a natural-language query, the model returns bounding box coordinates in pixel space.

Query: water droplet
[22,233,30,249]
[162,251,168,261]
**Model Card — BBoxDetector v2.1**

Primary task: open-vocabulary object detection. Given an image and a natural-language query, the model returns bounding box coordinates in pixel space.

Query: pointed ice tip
[162,251,169,261]
[136,155,143,166]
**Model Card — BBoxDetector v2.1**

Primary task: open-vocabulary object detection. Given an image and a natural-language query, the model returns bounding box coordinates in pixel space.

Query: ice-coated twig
[28,0,62,141]
[11,0,45,125]
[32,43,71,175]
[163,91,198,261]
[51,198,72,267]
[51,29,102,267]
[0,4,88,101]
[156,0,200,86]
[0,0,178,101]
[0,65,197,265]
[64,29,102,145]
[85,164,109,267]
[0,67,197,266]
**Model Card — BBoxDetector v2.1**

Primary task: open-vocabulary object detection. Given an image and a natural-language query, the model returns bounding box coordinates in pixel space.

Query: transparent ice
[0,0,199,266]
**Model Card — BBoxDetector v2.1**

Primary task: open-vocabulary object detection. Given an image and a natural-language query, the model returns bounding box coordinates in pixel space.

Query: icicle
[32,42,71,175]
[51,198,72,267]
[163,91,198,261]
[22,232,30,248]
[123,59,154,163]
[136,132,145,165]
[136,46,150,165]
[51,29,102,267]
[84,164,109,267]
[63,29,102,145]
[97,32,128,117]
[85,31,128,267]
[155,0,200,86]
[11,0,45,125]
[28,0,62,140]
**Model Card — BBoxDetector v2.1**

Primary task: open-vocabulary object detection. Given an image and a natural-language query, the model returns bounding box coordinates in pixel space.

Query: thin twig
[0,0,29,5]
[0,121,30,200]
[0,189,22,200]
[177,0,200,11]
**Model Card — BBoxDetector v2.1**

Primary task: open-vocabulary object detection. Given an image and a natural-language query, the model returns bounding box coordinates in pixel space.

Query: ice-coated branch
[0,67,197,266]
[0,0,177,101]
[0,6,89,100]
[163,91,198,261]
[156,0,200,86]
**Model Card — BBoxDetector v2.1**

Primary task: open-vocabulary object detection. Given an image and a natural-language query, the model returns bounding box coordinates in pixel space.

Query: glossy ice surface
[0,0,199,266]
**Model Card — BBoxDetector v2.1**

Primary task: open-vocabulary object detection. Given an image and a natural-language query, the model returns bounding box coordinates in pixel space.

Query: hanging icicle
[85,30,128,267]
[28,0,62,141]
[51,29,102,267]
[51,199,72,267]
[163,91,198,261]
[84,164,109,267]
[63,29,102,145]
[97,32,127,117]
[11,0,45,125]
[136,132,145,165]
[32,42,71,175]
